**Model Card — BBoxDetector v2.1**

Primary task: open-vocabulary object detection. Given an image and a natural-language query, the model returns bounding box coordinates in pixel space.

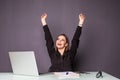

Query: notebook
[9,51,39,76]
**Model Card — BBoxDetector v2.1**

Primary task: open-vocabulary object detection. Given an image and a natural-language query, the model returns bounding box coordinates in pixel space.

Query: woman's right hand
[41,13,47,26]
[78,13,85,27]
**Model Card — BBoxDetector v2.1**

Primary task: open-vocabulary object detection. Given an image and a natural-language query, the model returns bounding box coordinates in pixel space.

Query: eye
[56,37,60,41]
[61,39,65,41]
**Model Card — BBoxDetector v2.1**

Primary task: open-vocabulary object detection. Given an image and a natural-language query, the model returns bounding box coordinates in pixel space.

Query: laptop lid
[9,51,39,76]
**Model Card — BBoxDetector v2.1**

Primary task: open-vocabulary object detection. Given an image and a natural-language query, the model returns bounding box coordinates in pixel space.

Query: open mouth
[57,43,62,46]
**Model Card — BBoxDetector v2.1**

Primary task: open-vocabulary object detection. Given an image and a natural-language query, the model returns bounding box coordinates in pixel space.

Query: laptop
[9,51,39,76]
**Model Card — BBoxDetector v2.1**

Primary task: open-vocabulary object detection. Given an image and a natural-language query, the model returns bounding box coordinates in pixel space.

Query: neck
[58,48,65,56]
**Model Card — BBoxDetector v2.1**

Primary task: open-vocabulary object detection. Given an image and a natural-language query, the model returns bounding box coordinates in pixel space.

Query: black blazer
[43,25,82,72]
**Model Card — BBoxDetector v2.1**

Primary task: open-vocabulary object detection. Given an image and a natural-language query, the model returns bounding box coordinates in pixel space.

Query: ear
[65,43,68,47]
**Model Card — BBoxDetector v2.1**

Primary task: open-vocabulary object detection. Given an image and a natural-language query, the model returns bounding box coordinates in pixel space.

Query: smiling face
[56,34,69,51]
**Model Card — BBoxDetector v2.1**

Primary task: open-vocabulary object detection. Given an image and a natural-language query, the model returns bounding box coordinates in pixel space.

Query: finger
[80,13,85,19]
[41,13,47,19]
[44,13,47,17]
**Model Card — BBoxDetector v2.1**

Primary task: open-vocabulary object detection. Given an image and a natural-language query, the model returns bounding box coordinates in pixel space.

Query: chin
[57,46,64,49]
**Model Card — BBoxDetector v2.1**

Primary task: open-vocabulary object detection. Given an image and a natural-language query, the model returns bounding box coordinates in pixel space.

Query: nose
[58,39,62,43]
[58,40,61,43]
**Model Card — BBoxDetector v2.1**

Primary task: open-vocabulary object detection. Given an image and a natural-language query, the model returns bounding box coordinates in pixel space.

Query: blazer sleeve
[69,26,82,59]
[43,25,55,57]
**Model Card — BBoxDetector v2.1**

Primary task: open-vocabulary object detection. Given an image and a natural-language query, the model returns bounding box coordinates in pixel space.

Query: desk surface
[0,72,119,80]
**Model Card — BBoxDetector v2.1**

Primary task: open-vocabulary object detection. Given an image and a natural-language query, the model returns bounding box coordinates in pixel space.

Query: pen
[66,72,69,75]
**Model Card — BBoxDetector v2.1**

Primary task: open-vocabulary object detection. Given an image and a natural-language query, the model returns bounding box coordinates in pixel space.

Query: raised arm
[41,13,55,57]
[41,13,47,26]
[70,13,86,58]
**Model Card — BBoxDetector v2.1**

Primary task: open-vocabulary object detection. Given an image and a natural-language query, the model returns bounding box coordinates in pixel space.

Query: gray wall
[0,0,120,78]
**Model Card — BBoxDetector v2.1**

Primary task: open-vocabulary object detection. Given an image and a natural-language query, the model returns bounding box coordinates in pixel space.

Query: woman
[41,13,85,72]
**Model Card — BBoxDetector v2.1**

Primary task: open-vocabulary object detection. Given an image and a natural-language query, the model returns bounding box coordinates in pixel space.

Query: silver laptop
[9,51,39,76]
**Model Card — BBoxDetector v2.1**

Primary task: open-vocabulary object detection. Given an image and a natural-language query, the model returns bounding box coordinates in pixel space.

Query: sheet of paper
[54,72,80,79]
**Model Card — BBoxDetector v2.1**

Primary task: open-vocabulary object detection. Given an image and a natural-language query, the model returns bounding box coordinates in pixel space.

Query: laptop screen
[9,51,39,76]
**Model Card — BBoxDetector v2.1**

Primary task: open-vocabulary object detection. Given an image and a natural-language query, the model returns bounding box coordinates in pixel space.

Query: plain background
[0,0,120,78]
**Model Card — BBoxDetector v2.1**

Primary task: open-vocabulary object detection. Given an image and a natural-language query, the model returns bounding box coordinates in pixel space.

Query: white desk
[0,72,119,80]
